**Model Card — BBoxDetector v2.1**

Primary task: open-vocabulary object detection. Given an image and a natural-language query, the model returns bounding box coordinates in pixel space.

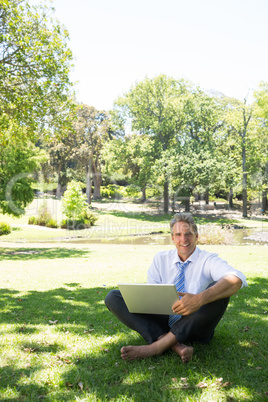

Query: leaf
[49,320,58,324]
[241,325,251,332]
[222,381,231,387]
[197,381,208,388]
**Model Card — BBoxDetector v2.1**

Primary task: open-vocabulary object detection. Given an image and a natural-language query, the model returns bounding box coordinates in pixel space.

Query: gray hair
[170,213,198,235]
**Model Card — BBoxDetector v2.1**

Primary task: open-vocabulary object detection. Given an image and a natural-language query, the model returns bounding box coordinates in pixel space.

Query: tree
[62,180,88,221]
[61,180,98,229]
[103,134,157,201]
[0,0,75,136]
[254,82,268,212]
[180,89,226,204]
[0,0,75,215]
[224,98,255,217]
[0,122,46,216]
[47,135,75,198]
[113,75,189,212]
[72,105,112,203]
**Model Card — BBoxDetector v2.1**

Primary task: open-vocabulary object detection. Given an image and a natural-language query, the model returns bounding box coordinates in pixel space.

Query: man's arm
[172,274,242,316]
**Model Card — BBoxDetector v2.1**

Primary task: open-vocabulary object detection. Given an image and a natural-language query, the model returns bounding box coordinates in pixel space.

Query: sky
[48,0,268,111]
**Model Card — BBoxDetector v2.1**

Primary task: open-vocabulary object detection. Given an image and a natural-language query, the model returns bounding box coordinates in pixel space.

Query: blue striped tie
[168,260,190,328]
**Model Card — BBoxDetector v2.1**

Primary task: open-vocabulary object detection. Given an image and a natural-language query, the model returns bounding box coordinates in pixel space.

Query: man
[105,213,247,363]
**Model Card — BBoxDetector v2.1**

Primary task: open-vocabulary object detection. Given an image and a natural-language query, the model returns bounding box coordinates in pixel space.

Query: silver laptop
[118,283,179,315]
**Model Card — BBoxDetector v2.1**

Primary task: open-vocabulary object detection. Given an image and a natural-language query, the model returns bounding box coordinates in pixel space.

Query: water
[67,228,268,246]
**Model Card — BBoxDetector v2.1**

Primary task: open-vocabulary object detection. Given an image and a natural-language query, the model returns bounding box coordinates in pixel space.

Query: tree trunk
[242,139,247,218]
[205,190,209,205]
[228,188,233,209]
[241,106,252,218]
[141,187,146,202]
[86,161,92,205]
[92,158,102,200]
[262,190,267,213]
[185,197,190,212]
[93,174,102,199]
[56,162,62,199]
[163,179,169,213]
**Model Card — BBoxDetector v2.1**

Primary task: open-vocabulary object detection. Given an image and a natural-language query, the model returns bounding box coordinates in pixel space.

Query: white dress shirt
[147,247,248,294]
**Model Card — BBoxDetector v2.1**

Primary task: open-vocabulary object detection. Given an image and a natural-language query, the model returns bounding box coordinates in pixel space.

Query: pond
[67,228,268,246]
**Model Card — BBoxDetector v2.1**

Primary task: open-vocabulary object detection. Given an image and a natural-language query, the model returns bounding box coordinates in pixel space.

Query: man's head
[170,213,198,261]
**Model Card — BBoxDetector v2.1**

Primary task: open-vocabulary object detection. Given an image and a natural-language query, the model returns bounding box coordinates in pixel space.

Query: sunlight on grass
[0,236,267,400]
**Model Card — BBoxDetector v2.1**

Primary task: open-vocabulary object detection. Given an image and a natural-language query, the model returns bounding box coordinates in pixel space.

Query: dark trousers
[105,285,229,345]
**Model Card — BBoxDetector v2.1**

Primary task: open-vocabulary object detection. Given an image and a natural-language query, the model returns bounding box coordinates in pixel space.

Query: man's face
[172,221,198,261]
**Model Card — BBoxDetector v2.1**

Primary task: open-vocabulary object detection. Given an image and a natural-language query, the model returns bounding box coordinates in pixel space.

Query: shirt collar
[172,246,200,266]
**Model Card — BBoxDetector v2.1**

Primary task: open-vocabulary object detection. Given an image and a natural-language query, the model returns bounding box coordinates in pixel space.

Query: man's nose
[181,234,187,242]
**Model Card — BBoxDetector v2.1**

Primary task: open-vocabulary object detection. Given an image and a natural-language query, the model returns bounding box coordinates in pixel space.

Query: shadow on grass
[0,279,267,401]
[0,247,91,260]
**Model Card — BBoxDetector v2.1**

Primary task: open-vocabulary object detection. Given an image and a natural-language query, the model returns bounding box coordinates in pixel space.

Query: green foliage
[28,216,37,225]
[62,181,88,220]
[60,209,98,230]
[36,203,52,226]
[0,0,75,217]
[125,184,141,198]
[0,123,47,216]
[28,203,59,228]
[0,0,75,135]
[61,180,98,229]
[45,218,58,229]
[0,222,11,236]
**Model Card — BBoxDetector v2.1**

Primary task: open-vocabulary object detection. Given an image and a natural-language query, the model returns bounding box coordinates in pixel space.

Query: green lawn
[0,243,267,401]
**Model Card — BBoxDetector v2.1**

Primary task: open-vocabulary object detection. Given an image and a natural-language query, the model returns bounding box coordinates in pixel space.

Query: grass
[0,242,267,401]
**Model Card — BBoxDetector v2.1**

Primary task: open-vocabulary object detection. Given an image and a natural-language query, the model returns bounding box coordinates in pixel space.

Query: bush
[28,204,58,228]
[125,184,141,198]
[60,219,67,229]
[0,222,11,236]
[45,219,58,228]
[62,181,88,220]
[60,209,97,230]
[100,187,113,198]
[37,203,52,226]
[28,216,37,225]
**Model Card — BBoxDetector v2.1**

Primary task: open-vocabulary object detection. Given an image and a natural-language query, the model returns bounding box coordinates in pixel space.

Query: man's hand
[172,292,202,316]
[172,275,243,316]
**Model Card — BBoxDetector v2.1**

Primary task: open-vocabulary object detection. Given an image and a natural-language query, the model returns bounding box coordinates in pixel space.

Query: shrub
[0,223,11,236]
[125,184,141,198]
[81,209,98,226]
[28,216,37,225]
[45,219,58,228]
[60,219,67,229]
[37,203,52,226]
[100,187,113,198]
[62,181,88,221]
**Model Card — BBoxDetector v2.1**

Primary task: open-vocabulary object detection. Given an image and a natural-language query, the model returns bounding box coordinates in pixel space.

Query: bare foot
[172,342,194,363]
[121,344,159,361]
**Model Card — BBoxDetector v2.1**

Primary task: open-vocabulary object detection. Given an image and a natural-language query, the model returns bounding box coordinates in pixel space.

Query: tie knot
[178,260,190,270]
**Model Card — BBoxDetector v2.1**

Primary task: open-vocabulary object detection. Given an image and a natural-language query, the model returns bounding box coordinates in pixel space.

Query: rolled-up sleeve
[206,254,248,288]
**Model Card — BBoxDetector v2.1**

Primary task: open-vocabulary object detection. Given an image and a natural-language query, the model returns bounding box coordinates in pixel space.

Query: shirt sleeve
[147,253,162,284]
[206,254,248,288]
